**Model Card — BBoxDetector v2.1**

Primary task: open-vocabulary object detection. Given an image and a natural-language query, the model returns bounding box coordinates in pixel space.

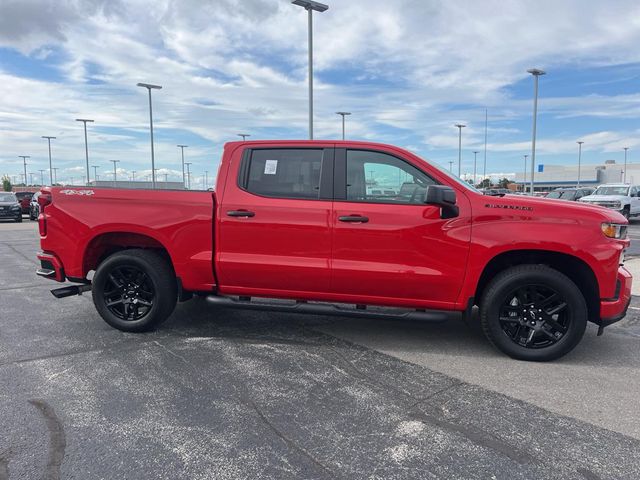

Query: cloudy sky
[2,0,640,186]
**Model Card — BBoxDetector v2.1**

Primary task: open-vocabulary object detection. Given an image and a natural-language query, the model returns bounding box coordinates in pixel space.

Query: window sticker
[264,159,278,175]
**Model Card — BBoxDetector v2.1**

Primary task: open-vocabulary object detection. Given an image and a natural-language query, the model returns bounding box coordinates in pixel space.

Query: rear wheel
[92,249,177,332]
[480,265,587,361]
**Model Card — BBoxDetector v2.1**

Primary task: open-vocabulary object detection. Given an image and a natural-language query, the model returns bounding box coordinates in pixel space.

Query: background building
[512,160,640,192]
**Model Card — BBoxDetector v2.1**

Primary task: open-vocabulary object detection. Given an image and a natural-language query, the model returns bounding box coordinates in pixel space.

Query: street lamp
[92,165,100,183]
[577,141,584,187]
[177,145,188,189]
[448,160,453,172]
[237,134,250,141]
[454,124,466,177]
[137,82,162,188]
[185,162,192,189]
[624,147,629,183]
[336,111,351,140]
[205,170,209,190]
[41,136,56,185]
[523,154,528,192]
[292,0,329,140]
[52,167,59,185]
[109,160,120,188]
[76,119,94,185]
[472,151,479,186]
[18,156,29,186]
[131,170,137,182]
[527,68,546,194]
[38,169,45,186]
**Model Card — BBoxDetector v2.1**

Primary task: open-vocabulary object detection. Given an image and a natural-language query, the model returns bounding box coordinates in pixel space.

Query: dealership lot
[2,220,640,479]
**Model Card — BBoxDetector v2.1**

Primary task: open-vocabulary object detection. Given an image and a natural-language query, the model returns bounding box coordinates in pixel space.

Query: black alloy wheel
[103,265,155,321]
[92,249,177,332]
[480,265,587,361]
[498,284,569,349]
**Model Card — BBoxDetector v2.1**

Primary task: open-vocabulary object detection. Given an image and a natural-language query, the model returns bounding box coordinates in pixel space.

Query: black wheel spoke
[498,283,570,349]
[102,264,155,321]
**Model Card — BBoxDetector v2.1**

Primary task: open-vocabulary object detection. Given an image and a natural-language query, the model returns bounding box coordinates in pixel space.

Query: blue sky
[2,0,640,186]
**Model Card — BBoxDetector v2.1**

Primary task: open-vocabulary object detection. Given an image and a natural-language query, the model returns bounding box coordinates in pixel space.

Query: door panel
[330,148,471,308]
[217,146,334,294]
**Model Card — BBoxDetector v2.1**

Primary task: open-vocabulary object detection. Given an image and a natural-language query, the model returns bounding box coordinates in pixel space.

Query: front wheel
[92,249,177,332]
[15,215,22,223]
[480,265,587,361]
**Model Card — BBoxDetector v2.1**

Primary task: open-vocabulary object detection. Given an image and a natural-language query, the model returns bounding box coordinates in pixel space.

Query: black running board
[51,284,92,298]
[206,295,451,322]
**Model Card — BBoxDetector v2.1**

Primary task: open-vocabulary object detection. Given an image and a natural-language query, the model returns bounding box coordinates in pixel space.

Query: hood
[485,193,627,223]
[579,194,626,202]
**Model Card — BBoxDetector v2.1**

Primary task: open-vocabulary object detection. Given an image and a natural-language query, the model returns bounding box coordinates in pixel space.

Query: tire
[92,249,177,332]
[15,215,22,223]
[622,207,630,220]
[480,265,587,361]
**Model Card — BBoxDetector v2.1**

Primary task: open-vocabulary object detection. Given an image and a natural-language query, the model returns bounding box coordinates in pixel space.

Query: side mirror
[424,185,459,219]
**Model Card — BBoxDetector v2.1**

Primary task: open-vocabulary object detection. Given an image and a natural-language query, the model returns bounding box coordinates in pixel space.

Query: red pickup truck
[36,140,631,361]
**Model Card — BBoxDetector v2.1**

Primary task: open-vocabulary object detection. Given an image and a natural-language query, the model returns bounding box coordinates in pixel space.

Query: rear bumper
[36,251,65,282]
[598,266,632,327]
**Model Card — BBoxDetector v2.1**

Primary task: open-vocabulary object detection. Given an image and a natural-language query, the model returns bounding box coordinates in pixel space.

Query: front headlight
[601,223,627,239]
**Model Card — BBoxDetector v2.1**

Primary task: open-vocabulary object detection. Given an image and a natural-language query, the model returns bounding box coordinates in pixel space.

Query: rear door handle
[338,215,369,223]
[227,210,255,218]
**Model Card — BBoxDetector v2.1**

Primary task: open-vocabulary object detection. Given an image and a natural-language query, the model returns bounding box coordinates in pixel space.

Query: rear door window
[244,149,324,199]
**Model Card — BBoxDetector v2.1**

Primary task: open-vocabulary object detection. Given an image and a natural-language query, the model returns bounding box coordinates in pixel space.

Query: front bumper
[36,251,66,282]
[598,266,632,328]
[0,208,21,219]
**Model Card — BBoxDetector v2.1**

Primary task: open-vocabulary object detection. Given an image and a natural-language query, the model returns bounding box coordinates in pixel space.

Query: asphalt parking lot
[2,218,640,479]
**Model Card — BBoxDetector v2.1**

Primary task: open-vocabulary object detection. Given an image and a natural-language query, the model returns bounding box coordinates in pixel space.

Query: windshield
[594,186,629,196]
[546,190,574,199]
[430,162,482,193]
[0,194,17,202]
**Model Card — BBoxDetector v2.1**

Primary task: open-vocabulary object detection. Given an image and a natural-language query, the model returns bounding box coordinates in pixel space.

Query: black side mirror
[424,185,459,219]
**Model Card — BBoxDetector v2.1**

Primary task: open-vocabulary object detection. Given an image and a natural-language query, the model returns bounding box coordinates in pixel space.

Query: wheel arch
[474,249,599,324]
[82,231,175,278]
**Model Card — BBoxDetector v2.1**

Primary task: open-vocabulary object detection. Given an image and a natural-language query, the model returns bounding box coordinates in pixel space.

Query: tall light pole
[18,156,29,185]
[110,160,120,188]
[237,134,250,141]
[624,147,629,183]
[472,151,479,186]
[38,169,46,186]
[454,124,466,177]
[52,167,59,185]
[76,119,94,185]
[523,155,528,192]
[185,162,192,189]
[92,165,100,183]
[336,111,351,140]
[527,68,545,194]
[29,172,34,185]
[205,170,209,189]
[448,160,453,172]
[177,145,188,189]
[41,136,56,185]
[137,82,162,189]
[131,170,136,182]
[483,108,488,181]
[292,0,329,140]
[577,141,584,187]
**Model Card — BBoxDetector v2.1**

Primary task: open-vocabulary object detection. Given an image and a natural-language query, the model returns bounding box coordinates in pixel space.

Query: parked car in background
[546,187,595,202]
[15,191,34,214]
[579,184,640,219]
[0,192,23,222]
[29,192,41,220]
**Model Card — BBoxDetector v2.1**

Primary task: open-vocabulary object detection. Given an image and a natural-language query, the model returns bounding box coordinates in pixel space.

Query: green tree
[2,175,11,192]
[498,177,511,188]
[479,178,491,188]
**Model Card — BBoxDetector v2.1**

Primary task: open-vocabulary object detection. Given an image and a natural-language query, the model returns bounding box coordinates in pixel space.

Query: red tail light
[38,189,52,210]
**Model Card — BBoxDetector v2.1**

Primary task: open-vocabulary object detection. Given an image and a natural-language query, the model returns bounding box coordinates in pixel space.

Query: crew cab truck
[36,141,632,361]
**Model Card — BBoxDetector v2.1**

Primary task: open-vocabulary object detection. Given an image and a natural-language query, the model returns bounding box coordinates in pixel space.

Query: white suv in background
[578,183,640,219]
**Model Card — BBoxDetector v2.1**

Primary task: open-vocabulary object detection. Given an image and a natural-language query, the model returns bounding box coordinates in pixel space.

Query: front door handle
[227,210,255,218]
[338,215,369,223]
